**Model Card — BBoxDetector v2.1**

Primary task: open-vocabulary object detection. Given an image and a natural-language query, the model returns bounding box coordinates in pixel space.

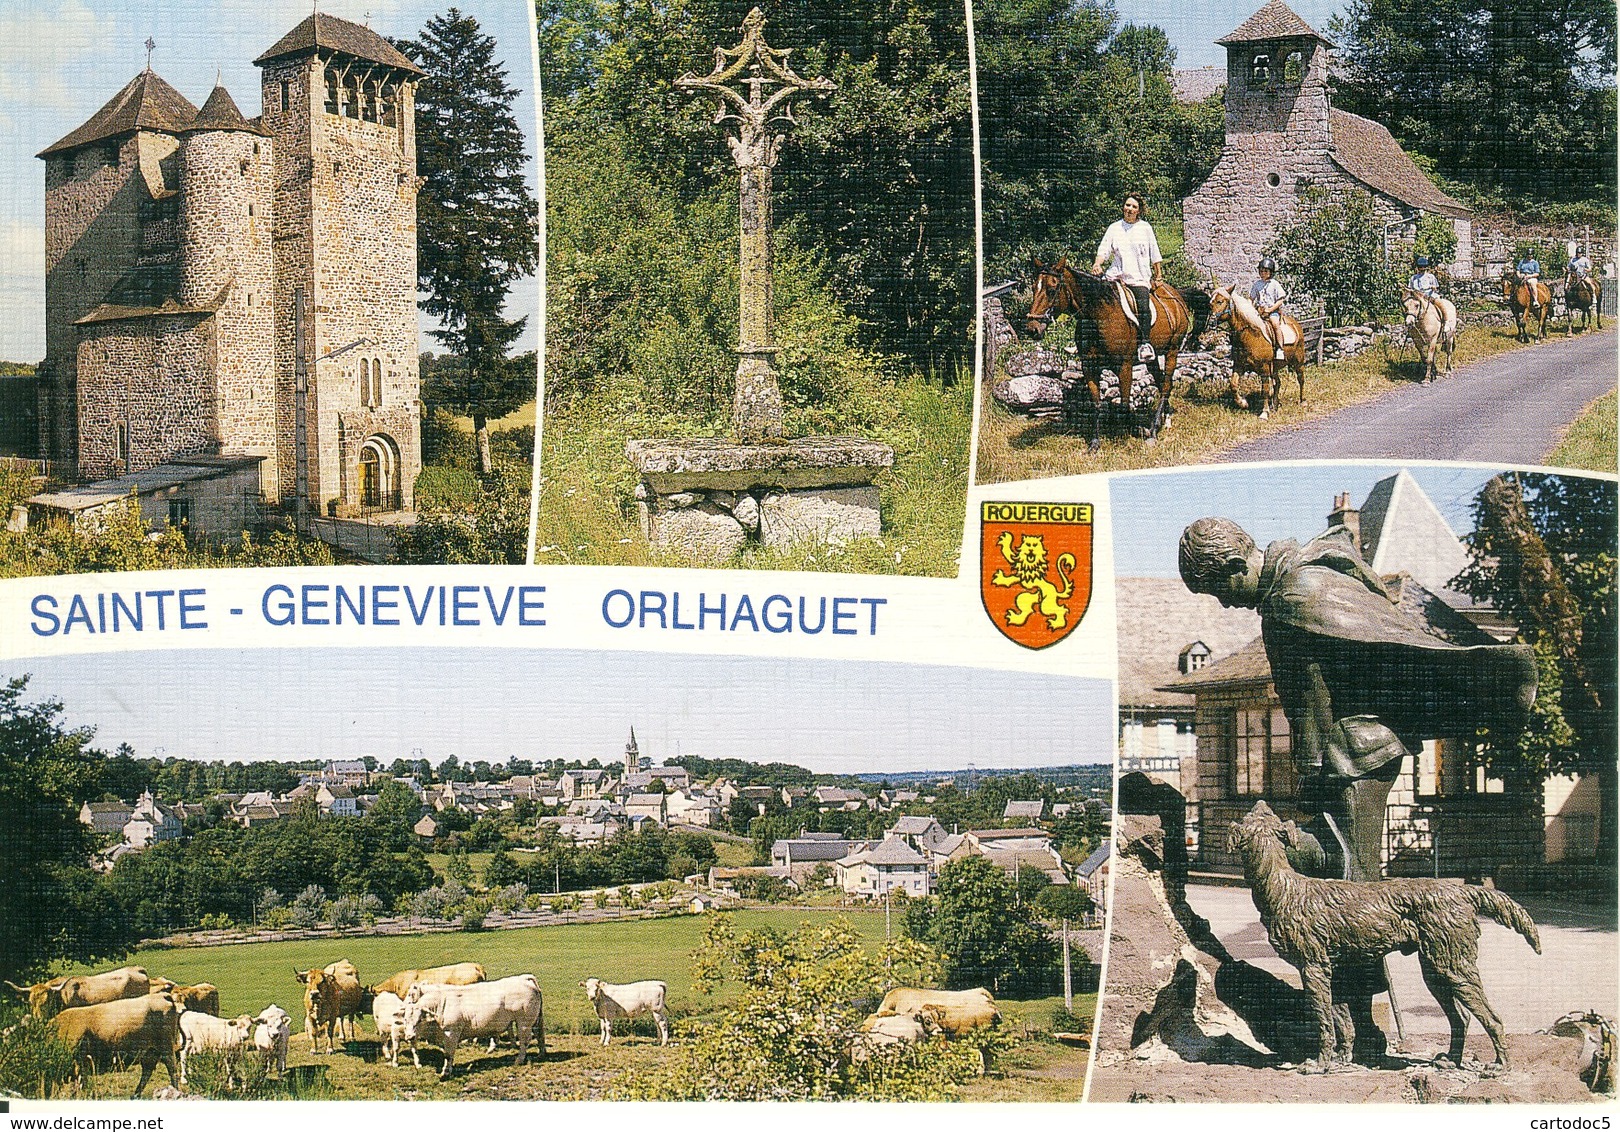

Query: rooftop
[27,455,265,511]
[1116,578,1260,710]
[254,13,424,74]
[1330,110,1472,219]
[40,70,198,157]
[1216,0,1333,46]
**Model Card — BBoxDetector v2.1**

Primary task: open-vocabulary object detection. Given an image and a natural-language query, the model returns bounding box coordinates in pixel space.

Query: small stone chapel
[1181,0,1474,287]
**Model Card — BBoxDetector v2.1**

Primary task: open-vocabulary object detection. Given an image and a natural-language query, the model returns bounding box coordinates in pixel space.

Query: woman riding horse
[1025,257,1206,450]
[1502,269,1551,343]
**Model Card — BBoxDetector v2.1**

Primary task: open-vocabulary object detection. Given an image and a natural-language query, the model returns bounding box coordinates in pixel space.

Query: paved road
[1222,329,1616,465]
[1187,883,1617,1042]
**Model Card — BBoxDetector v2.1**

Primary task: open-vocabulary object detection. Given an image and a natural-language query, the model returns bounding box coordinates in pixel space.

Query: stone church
[1182,0,1474,288]
[37,13,423,519]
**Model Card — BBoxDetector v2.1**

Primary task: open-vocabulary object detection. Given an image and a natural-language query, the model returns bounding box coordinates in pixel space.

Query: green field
[50,910,1087,1100]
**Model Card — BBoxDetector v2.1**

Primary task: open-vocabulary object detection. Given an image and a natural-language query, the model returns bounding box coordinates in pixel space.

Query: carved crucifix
[675,8,833,442]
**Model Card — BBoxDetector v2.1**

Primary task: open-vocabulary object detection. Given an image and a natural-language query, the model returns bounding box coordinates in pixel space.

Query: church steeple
[625,727,639,777]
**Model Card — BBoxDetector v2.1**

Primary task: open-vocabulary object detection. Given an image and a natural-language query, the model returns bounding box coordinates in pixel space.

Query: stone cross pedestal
[627,9,895,563]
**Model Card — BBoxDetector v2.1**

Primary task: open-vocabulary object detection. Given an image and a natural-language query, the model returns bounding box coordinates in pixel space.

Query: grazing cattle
[51,993,181,1097]
[368,963,486,999]
[402,974,545,1079]
[8,966,150,1018]
[294,959,364,1053]
[581,977,670,1046]
[851,1010,940,1062]
[371,991,418,1069]
[4,976,68,1018]
[252,1004,292,1077]
[150,979,220,1016]
[177,1010,256,1087]
[874,987,1000,1037]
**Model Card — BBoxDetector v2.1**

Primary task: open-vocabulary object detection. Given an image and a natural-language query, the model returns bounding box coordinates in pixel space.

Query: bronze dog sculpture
[1230,801,1540,1075]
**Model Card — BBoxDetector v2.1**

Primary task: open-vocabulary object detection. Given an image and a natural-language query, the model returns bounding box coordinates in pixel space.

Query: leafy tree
[1035,884,1094,921]
[1455,474,1617,857]
[400,10,539,477]
[290,884,327,929]
[904,856,1057,993]
[0,678,136,983]
[366,781,423,851]
[1329,0,1616,206]
[446,850,475,886]
[975,0,1224,283]
[484,848,522,889]
[1270,188,1400,323]
[1411,214,1459,270]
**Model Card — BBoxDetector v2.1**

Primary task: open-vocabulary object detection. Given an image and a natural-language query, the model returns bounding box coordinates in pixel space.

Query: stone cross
[676,8,833,442]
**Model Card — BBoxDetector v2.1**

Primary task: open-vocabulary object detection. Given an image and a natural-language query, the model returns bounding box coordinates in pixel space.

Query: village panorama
[2,684,1112,1101]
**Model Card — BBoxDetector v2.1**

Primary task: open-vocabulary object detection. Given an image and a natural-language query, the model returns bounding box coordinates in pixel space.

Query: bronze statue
[1179,516,1537,1064]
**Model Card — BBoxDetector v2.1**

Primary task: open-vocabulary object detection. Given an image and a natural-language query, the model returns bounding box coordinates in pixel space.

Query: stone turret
[179,84,278,497]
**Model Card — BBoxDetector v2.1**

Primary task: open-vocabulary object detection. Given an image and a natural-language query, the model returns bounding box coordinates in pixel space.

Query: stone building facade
[1181,0,1473,289]
[38,13,422,516]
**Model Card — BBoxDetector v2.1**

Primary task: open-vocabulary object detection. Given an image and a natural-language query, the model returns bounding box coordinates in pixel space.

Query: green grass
[450,402,537,433]
[422,850,494,881]
[977,319,1601,482]
[536,375,972,575]
[1547,387,1617,472]
[56,910,1076,1100]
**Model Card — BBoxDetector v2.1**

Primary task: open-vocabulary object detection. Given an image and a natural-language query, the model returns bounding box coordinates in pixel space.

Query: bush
[326,895,364,930]
[290,884,327,929]
[461,900,489,931]
[614,916,977,1100]
[0,1011,77,1097]
[179,1047,269,1098]
[197,912,235,931]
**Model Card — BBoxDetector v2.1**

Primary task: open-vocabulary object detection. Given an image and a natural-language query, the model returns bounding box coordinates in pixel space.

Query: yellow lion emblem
[990,532,1076,630]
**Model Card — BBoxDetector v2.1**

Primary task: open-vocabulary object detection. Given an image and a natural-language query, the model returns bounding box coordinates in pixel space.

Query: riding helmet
[1257,257,1276,272]
[1413,255,1430,267]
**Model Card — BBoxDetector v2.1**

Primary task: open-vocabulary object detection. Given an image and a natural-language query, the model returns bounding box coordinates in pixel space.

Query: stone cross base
[625,435,895,563]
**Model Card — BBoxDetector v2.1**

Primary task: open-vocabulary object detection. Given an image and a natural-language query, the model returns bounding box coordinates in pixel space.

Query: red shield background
[979,501,1094,650]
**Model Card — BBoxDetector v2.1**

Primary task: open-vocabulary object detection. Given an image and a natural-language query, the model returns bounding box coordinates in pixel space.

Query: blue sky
[9,647,1114,773]
[1110,463,1506,577]
[1116,0,1349,69]
[0,0,538,362]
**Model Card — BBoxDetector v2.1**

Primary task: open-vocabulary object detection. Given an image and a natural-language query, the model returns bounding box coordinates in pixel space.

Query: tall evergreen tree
[400,10,539,476]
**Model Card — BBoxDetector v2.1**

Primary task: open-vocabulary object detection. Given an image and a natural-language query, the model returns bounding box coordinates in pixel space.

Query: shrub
[591,889,609,909]
[614,916,975,1100]
[326,895,363,930]
[197,912,236,931]
[358,894,386,924]
[0,1011,77,1098]
[290,884,327,929]
[179,1047,269,1098]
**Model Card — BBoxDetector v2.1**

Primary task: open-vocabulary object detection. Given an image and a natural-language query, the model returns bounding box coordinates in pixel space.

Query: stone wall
[42,136,148,472]
[76,315,219,479]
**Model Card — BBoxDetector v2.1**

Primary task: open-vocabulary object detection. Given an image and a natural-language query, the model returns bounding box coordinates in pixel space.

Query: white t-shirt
[1249,277,1285,314]
[1409,271,1438,294]
[1095,219,1162,287]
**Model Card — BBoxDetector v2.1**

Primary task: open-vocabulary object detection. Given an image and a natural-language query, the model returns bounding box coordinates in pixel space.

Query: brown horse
[1564,274,1604,336]
[1025,257,1209,449]
[1208,283,1306,418]
[1502,270,1551,342]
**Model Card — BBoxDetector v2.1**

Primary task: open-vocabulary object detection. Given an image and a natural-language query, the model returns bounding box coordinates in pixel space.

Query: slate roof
[1329,110,1471,218]
[840,839,928,867]
[773,838,854,862]
[1075,842,1112,878]
[1356,470,1470,591]
[968,828,1050,842]
[186,84,266,135]
[255,13,423,74]
[1004,800,1045,820]
[1172,66,1226,102]
[40,70,199,157]
[1216,0,1332,46]
[1161,636,1272,691]
[1116,578,1260,711]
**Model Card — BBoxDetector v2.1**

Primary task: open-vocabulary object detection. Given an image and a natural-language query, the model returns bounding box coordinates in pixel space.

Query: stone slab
[641,500,748,564]
[758,485,881,550]
[625,435,895,494]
